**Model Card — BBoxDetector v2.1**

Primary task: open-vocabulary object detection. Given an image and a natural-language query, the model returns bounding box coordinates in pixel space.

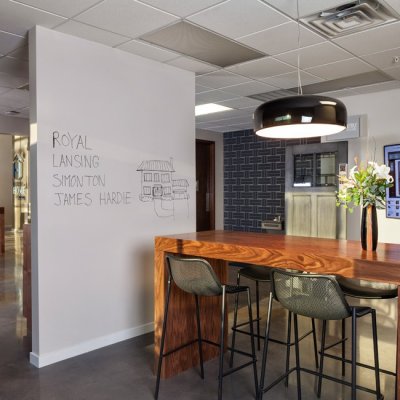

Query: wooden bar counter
[154,230,400,396]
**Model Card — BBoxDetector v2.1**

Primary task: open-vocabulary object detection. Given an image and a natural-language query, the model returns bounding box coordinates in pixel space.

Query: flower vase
[361,205,378,251]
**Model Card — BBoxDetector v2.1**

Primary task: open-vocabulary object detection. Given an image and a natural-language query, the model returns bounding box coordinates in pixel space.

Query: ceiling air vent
[301,0,400,38]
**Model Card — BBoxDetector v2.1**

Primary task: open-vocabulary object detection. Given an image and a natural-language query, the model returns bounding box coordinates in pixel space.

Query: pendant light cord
[296,0,303,95]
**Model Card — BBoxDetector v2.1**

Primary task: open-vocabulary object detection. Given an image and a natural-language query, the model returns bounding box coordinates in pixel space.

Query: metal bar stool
[155,255,258,400]
[258,269,382,400]
[332,277,398,393]
[229,263,319,382]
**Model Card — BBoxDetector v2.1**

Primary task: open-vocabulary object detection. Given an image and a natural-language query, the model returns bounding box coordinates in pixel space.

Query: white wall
[196,129,224,229]
[0,134,13,228]
[29,26,195,367]
[338,88,400,244]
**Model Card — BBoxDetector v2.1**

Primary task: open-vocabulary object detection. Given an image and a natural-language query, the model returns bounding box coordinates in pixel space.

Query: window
[316,152,336,187]
[293,152,337,187]
[144,173,152,182]
[163,187,171,195]
[293,154,313,187]
[143,186,151,195]
[161,173,170,183]
[154,173,160,182]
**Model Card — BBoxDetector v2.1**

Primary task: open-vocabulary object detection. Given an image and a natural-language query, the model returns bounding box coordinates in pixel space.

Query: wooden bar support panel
[154,230,400,381]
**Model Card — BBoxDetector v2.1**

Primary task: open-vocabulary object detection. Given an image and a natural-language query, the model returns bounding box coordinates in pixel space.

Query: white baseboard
[30,322,154,368]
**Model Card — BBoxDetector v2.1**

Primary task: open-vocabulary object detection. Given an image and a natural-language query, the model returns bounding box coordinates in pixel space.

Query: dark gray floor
[0,232,397,399]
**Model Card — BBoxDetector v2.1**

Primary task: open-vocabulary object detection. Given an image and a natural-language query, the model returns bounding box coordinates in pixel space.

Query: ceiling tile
[13,107,29,118]
[360,47,400,70]
[196,70,250,89]
[313,88,359,98]
[217,97,262,109]
[140,21,264,68]
[0,88,29,109]
[0,104,28,118]
[167,56,219,74]
[196,84,213,94]
[333,21,400,56]
[13,0,103,18]
[351,80,400,94]
[223,81,277,96]
[226,56,295,79]
[261,70,323,89]
[263,0,353,19]
[137,0,226,17]
[305,58,375,80]
[384,66,400,80]
[75,0,179,38]
[0,72,28,89]
[6,45,29,61]
[0,57,28,78]
[195,89,238,105]
[237,21,324,55]
[187,0,290,40]
[0,86,11,95]
[117,39,179,62]
[0,31,26,55]
[275,42,352,69]
[0,1,66,36]
[55,20,130,47]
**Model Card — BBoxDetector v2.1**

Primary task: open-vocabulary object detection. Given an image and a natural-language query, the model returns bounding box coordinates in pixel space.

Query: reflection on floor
[0,232,397,399]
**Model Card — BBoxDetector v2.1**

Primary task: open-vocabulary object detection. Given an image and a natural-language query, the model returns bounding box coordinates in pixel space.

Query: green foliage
[336,161,393,211]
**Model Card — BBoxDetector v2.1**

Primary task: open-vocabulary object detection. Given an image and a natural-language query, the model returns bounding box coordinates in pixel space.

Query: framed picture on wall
[384,144,400,219]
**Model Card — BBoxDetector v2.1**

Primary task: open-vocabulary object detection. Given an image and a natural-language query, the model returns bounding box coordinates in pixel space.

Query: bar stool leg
[317,320,327,398]
[258,292,273,400]
[351,309,357,400]
[155,277,172,400]
[371,310,381,400]
[246,287,259,396]
[311,318,319,369]
[284,311,292,387]
[218,286,226,400]
[256,280,261,350]
[341,319,346,376]
[293,314,302,400]
[195,295,204,379]
[229,271,241,368]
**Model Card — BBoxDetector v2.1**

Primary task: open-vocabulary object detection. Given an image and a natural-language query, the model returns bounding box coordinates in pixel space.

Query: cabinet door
[286,192,338,239]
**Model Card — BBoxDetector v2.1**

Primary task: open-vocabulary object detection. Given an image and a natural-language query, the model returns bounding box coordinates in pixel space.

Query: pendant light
[253,2,347,139]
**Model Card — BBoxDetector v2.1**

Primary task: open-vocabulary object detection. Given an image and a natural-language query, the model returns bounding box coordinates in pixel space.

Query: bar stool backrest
[271,269,352,320]
[166,255,223,296]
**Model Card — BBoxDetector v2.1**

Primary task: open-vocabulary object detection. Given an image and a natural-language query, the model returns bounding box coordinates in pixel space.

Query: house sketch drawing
[137,158,189,218]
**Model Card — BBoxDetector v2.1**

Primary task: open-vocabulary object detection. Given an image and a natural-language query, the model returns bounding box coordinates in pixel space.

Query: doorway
[196,140,215,232]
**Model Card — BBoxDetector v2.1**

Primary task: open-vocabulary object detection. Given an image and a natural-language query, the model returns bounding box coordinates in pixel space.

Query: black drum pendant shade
[253,95,347,139]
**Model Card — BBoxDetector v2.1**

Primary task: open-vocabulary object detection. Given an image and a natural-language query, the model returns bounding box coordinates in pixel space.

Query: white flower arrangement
[336,160,393,211]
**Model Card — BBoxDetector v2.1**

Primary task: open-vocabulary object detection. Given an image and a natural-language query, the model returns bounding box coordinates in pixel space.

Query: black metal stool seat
[229,263,319,388]
[155,256,258,400]
[337,277,398,299]
[258,269,382,400]
[330,276,398,387]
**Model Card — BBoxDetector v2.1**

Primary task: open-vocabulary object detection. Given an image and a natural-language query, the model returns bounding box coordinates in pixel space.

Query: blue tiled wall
[223,129,319,232]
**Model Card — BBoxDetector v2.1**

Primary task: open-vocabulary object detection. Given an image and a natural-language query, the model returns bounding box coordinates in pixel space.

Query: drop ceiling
[0,0,399,133]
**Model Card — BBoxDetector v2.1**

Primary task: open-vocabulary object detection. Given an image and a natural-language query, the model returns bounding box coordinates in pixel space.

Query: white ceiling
[0,0,400,132]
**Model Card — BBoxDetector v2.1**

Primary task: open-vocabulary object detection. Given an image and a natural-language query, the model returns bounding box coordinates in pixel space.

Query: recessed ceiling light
[195,103,233,116]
